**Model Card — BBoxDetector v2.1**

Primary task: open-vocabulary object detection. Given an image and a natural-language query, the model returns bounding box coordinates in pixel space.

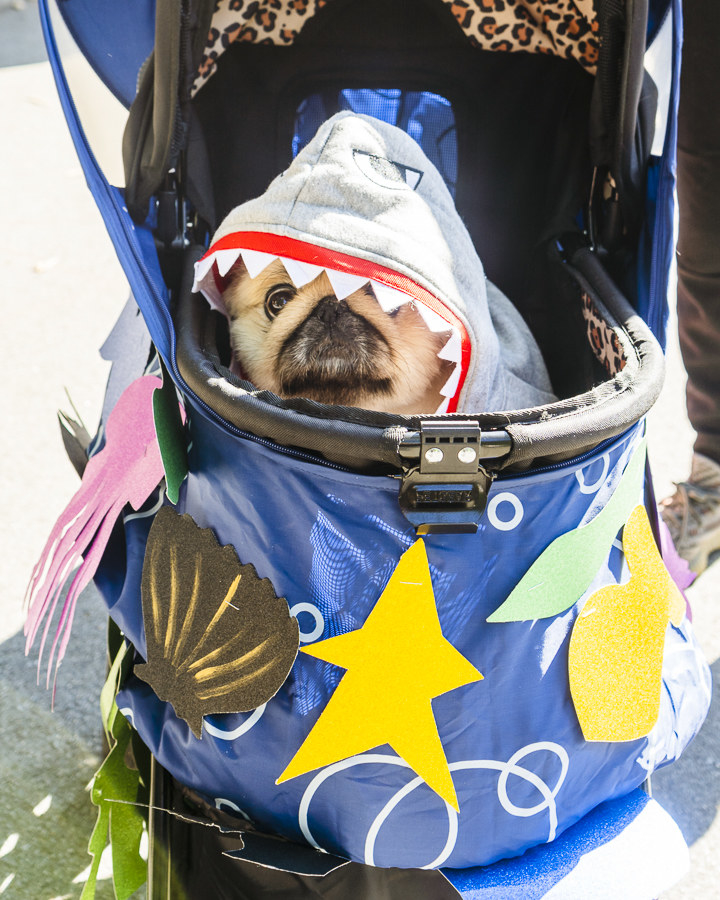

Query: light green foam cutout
[487,439,647,623]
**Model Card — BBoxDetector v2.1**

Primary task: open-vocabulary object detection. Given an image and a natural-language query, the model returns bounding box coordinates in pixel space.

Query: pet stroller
[27,0,713,896]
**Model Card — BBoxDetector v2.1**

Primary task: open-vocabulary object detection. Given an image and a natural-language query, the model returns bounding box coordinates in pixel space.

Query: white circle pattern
[203,703,267,740]
[290,602,325,643]
[214,797,252,821]
[298,742,568,869]
[575,454,610,494]
[487,492,524,531]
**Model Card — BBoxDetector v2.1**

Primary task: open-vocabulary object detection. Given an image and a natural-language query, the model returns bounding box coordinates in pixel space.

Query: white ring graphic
[365,775,458,868]
[496,742,569,832]
[487,492,524,531]
[290,602,325,643]
[119,707,135,726]
[298,742,568,868]
[299,754,413,850]
[203,703,267,740]
[575,454,610,494]
[215,797,252,821]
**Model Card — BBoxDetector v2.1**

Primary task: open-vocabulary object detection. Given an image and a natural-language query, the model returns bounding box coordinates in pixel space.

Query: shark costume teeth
[194,112,556,414]
[193,234,467,411]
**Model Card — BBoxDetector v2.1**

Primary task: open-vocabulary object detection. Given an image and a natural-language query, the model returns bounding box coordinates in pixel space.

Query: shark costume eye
[352,149,423,190]
[265,284,296,319]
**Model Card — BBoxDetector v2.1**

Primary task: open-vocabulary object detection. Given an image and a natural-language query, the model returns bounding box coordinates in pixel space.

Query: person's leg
[660,0,720,573]
[676,0,720,462]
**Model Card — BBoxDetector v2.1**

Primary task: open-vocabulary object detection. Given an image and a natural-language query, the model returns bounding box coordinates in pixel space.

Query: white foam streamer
[365,777,458,868]
[298,754,413,851]
[203,703,268,740]
[575,453,611,494]
[123,487,166,523]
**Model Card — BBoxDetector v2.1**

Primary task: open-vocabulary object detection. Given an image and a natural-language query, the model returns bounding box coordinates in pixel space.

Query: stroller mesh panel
[191,0,600,96]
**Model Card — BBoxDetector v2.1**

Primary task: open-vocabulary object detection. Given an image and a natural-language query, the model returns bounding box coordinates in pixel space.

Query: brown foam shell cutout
[135,506,300,738]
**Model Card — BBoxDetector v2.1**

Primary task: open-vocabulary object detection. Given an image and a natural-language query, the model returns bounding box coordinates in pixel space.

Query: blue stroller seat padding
[445,788,688,899]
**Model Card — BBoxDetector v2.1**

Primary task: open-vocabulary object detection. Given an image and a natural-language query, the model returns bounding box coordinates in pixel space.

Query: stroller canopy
[53,0,678,346]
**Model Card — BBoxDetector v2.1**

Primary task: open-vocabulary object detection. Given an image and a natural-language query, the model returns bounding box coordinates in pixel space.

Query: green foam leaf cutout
[81,641,147,900]
[487,440,647,623]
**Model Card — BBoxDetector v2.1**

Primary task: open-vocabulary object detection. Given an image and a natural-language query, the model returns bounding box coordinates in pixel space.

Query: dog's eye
[265,285,296,319]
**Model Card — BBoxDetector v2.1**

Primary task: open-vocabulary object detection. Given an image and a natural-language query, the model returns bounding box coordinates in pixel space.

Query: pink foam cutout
[25,376,165,688]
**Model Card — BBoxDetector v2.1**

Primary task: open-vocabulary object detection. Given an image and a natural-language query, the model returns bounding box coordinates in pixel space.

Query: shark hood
[194,112,555,414]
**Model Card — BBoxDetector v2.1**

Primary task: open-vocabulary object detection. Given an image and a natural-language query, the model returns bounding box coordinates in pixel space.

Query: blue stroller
[28,0,712,896]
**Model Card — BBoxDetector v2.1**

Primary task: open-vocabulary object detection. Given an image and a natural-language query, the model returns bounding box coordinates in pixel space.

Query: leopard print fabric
[446,0,599,70]
[191,0,600,96]
[582,292,627,376]
[192,0,328,94]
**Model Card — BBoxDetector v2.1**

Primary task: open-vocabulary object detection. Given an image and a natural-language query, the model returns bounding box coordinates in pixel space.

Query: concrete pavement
[1,2,718,897]
[1,5,129,896]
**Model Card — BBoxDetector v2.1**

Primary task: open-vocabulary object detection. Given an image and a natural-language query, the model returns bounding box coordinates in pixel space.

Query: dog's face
[222,259,454,414]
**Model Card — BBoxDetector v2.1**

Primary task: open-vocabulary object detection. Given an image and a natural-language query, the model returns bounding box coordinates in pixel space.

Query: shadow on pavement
[0,584,116,899]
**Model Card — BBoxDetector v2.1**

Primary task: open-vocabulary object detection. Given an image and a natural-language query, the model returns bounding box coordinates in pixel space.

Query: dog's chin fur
[222,260,453,414]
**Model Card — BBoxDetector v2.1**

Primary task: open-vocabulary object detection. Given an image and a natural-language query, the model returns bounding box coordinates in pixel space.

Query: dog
[221,258,455,414]
[195,112,556,414]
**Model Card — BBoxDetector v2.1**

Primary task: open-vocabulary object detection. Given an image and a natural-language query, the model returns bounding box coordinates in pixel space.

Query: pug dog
[221,258,454,414]
[195,113,556,415]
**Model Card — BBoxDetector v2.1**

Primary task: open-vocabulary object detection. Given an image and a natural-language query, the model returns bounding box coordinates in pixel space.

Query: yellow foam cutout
[569,504,685,742]
[276,539,483,811]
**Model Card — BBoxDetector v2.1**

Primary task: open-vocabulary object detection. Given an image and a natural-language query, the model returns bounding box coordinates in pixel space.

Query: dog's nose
[314,296,343,324]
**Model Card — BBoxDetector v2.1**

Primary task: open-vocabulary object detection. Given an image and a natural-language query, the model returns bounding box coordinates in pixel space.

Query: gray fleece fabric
[210,112,556,412]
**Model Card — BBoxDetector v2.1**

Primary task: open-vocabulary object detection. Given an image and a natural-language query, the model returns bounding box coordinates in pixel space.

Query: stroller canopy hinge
[398,421,509,535]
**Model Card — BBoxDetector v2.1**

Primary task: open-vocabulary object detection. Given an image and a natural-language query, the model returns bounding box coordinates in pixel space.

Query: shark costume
[194,112,556,414]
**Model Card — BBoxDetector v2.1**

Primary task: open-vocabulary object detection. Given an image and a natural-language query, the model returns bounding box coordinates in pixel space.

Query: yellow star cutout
[276,539,483,811]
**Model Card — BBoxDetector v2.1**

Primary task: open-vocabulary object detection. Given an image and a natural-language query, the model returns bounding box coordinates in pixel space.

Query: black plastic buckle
[398,421,511,535]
